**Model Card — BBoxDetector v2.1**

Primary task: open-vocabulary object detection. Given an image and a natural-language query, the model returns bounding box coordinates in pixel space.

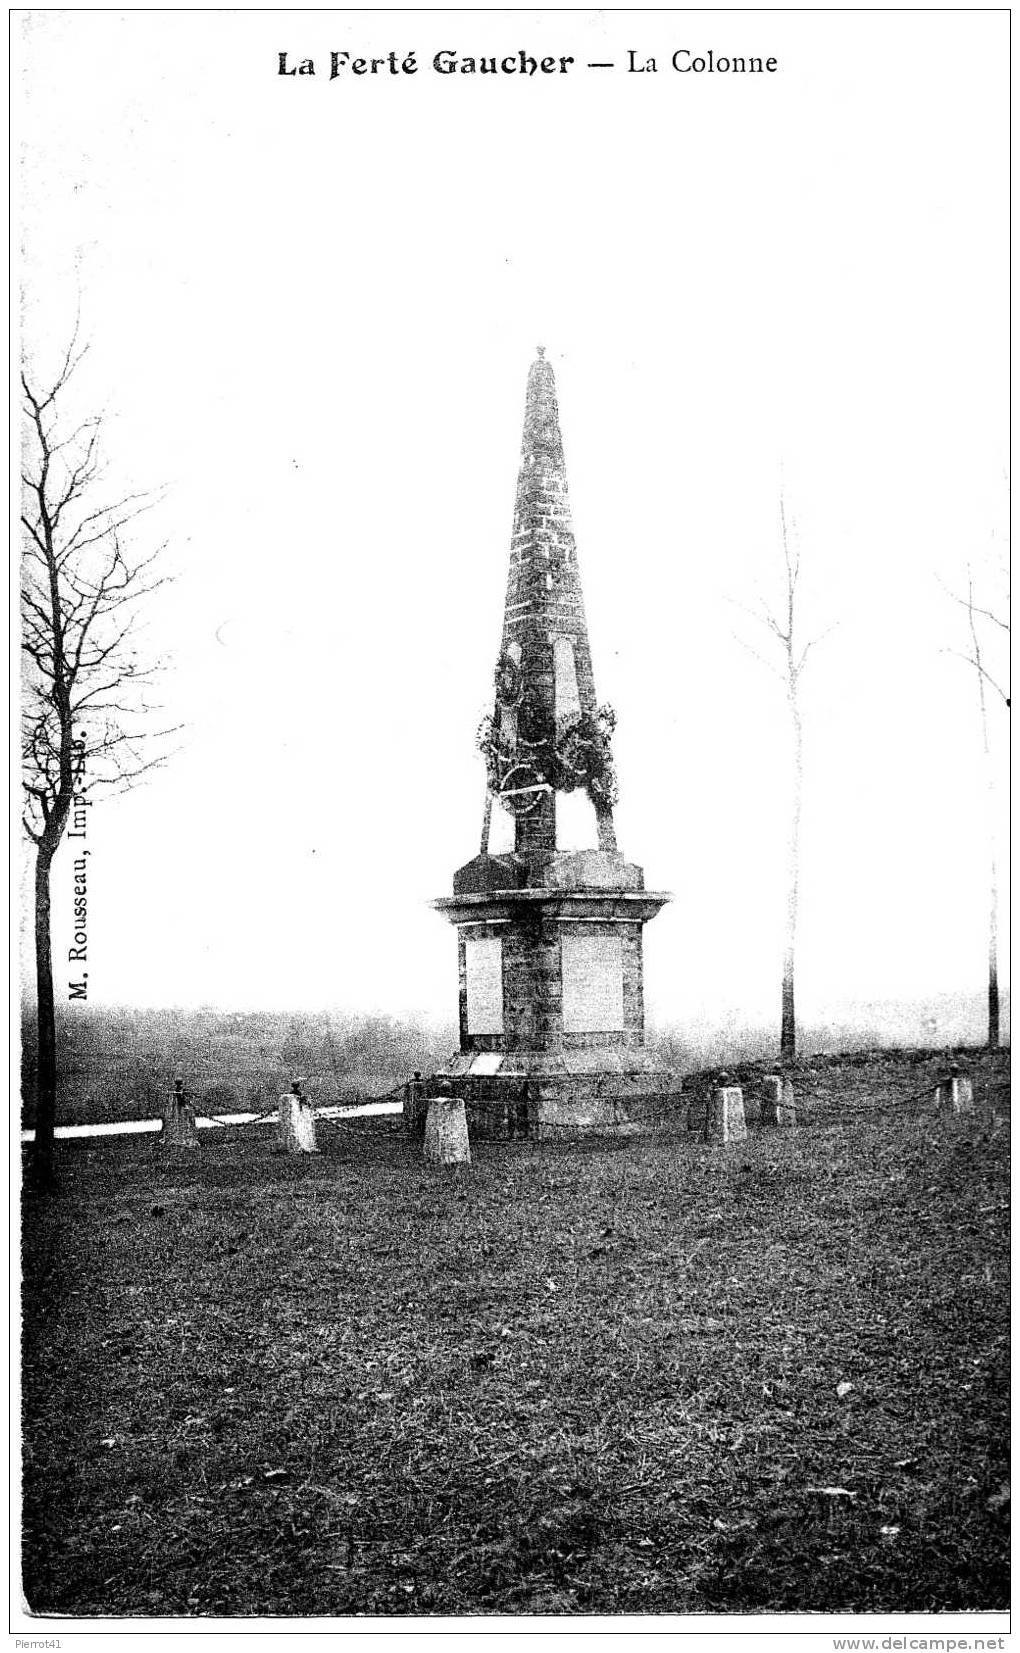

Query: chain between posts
[149,1067,1008,1142]
[204,1078,997,1138]
[197,1081,410,1132]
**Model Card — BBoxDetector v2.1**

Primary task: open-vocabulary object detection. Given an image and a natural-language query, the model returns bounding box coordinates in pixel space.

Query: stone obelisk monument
[433,350,671,1133]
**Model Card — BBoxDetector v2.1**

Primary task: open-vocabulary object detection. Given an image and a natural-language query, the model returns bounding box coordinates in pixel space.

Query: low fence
[21,1050,1011,1156]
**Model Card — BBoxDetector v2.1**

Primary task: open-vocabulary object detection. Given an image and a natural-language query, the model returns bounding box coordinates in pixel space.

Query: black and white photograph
[14,8,1009,1641]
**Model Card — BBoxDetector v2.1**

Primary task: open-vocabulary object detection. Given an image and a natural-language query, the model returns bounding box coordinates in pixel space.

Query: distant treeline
[648,989,1010,1072]
[20,993,1008,1129]
[19,1006,459,1128]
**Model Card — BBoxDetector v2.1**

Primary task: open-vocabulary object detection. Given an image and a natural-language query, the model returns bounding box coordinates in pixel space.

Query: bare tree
[21,332,176,1189]
[733,496,834,1062]
[942,561,1009,1048]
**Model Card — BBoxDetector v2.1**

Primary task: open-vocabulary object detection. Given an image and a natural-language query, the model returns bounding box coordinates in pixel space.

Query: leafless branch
[941,648,1010,710]
[21,335,177,850]
[799,623,840,674]
[938,576,1011,636]
[730,631,785,683]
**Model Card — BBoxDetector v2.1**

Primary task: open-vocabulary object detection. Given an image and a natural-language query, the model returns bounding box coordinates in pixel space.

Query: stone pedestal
[935,1073,974,1114]
[424,1096,471,1164]
[704,1084,747,1144]
[433,855,672,1135]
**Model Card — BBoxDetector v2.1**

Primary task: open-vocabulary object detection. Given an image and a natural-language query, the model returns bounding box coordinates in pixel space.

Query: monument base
[411,1051,682,1140]
[430,856,674,1140]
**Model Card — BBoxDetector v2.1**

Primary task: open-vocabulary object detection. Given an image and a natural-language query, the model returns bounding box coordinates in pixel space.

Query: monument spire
[487,348,617,856]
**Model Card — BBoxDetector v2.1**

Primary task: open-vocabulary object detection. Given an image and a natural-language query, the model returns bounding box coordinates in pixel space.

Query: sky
[15,10,1009,1039]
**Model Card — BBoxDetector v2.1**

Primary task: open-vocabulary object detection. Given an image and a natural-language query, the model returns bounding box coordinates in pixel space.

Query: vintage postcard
[14,8,1009,1642]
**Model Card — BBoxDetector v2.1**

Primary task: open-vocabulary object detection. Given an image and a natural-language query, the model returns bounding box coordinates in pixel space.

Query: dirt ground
[21,1049,1010,1617]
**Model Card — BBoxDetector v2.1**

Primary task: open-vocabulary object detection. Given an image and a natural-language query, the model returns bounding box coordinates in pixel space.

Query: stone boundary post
[424,1095,472,1165]
[760,1074,782,1125]
[704,1076,747,1144]
[778,1077,797,1126]
[404,1073,427,1136]
[935,1067,974,1114]
[161,1078,199,1151]
[759,1074,797,1126]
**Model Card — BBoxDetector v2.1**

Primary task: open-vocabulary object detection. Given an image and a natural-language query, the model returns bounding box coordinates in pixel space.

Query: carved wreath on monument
[477,654,618,817]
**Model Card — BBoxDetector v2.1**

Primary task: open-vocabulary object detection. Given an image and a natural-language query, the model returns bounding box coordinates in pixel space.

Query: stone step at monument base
[409,1055,684,1140]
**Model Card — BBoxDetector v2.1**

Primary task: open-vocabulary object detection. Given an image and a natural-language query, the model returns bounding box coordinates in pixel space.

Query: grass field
[21,1053,1009,1617]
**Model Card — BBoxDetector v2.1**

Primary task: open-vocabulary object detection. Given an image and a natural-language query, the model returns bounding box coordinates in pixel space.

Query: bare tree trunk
[987,848,999,1048]
[979,710,1000,1050]
[781,694,803,1062]
[22,341,176,1192]
[967,580,1000,1049]
[32,845,57,1190]
[732,499,826,1066]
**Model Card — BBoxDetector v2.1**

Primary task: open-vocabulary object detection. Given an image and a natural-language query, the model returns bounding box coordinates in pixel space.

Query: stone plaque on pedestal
[561,931,624,1033]
[465,935,504,1035]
